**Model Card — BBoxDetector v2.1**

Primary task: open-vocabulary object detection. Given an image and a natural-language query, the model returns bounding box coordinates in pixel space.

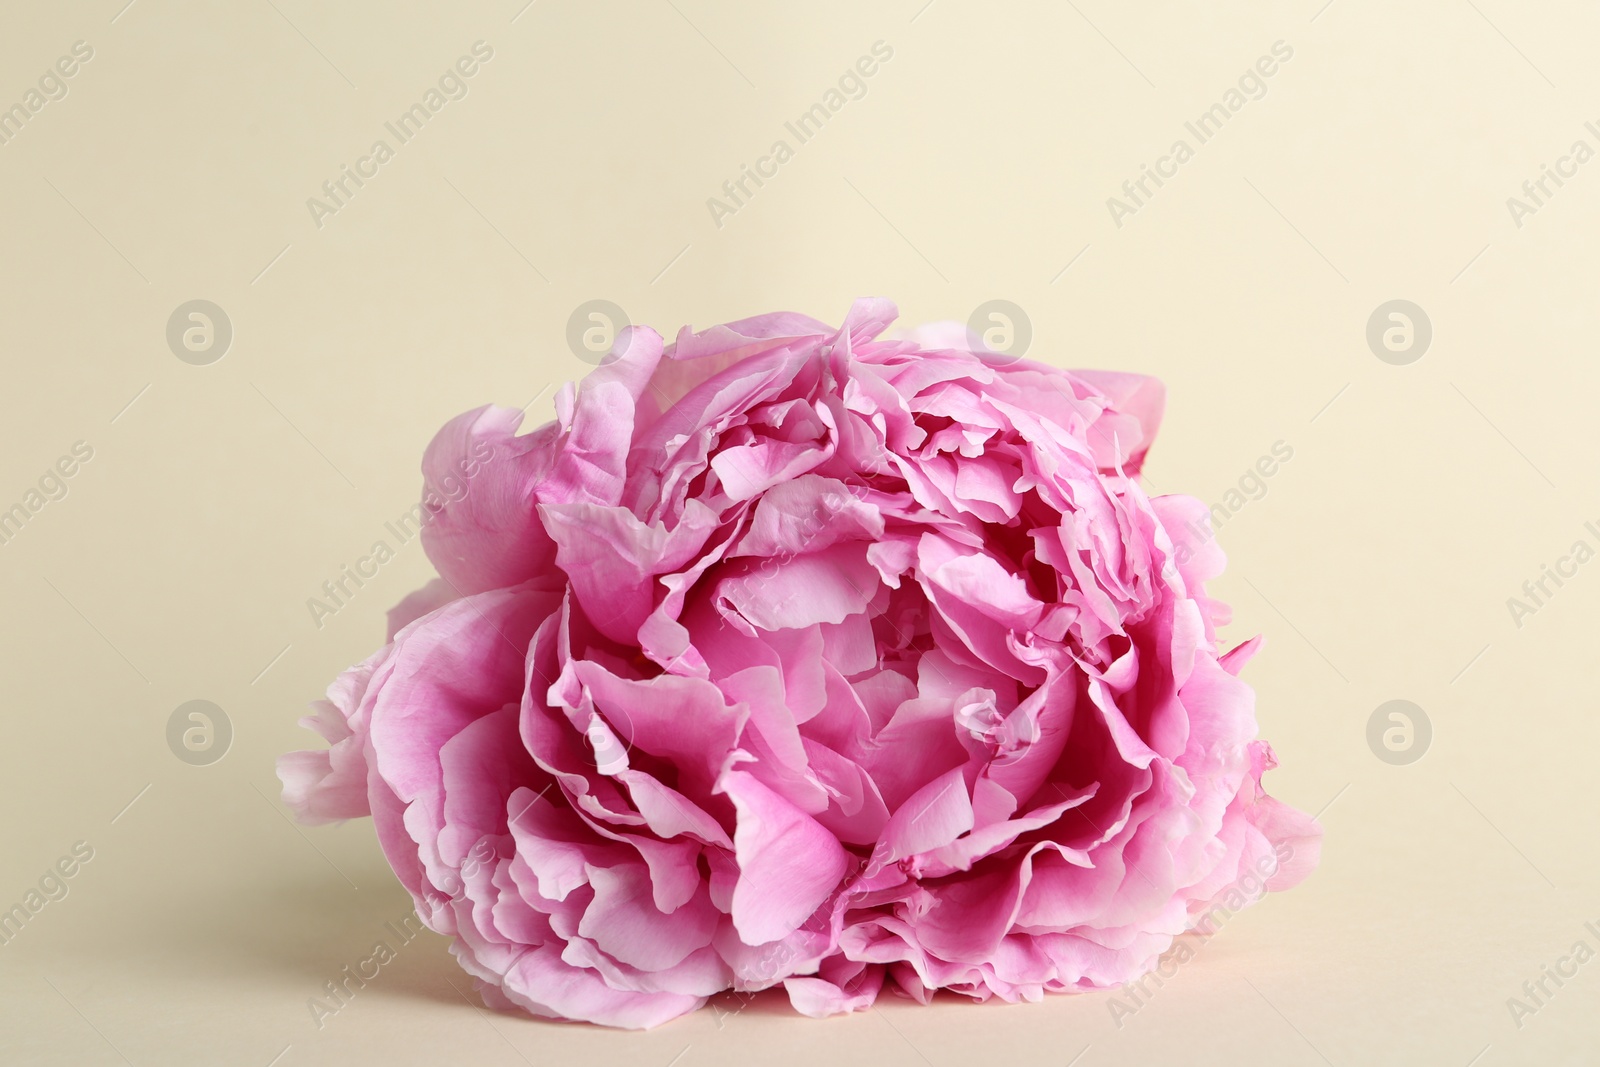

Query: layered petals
[279,299,1319,1029]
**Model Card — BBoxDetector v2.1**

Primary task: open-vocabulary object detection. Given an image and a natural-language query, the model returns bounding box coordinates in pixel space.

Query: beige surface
[2,1,1597,1063]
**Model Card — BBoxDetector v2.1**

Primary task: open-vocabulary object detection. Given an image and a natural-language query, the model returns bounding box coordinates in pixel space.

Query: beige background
[1,1,1596,1063]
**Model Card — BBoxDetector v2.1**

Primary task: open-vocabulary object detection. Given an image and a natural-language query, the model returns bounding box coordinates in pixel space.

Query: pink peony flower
[279,298,1320,1028]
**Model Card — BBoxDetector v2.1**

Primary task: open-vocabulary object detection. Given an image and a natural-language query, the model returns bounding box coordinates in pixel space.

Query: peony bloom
[279,298,1320,1028]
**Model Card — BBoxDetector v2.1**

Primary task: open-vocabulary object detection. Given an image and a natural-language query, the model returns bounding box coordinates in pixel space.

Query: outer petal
[494,943,704,1029]
[719,770,852,945]
[417,405,562,596]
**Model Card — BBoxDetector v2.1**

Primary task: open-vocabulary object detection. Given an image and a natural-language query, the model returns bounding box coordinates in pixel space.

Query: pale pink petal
[875,766,974,865]
[418,405,560,596]
[719,770,852,945]
[497,943,704,1029]
[578,863,720,970]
